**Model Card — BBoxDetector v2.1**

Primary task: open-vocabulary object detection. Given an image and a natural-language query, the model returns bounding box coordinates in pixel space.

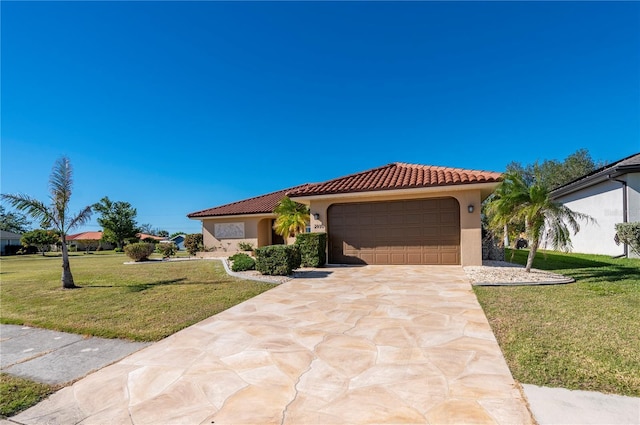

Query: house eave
[550,165,640,199]
[290,182,500,203]
[188,212,277,221]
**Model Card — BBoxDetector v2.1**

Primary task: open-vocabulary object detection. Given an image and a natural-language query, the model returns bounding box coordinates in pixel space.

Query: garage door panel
[328,198,460,265]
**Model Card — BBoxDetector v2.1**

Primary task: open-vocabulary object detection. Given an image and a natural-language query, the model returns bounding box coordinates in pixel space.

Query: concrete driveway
[12,265,532,425]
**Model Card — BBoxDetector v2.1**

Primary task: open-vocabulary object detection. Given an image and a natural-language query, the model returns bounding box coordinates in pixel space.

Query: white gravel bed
[464,260,574,286]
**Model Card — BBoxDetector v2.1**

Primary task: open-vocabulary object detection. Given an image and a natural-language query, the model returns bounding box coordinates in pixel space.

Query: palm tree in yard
[273,196,310,244]
[2,157,92,288]
[486,172,592,272]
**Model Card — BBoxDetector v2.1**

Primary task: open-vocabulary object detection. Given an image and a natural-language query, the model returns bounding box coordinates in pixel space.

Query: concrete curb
[215,257,286,284]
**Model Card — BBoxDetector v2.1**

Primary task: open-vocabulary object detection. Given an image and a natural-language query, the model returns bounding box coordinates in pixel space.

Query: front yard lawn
[474,249,640,397]
[0,374,55,417]
[0,254,274,341]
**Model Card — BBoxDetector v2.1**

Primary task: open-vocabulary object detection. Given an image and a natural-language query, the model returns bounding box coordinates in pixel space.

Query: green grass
[0,374,55,417]
[0,254,274,341]
[474,249,640,396]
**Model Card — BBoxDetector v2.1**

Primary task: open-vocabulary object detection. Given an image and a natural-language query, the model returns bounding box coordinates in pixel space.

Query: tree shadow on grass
[84,278,188,292]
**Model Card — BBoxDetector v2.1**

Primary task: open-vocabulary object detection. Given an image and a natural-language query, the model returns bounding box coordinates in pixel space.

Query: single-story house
[550,152,640,258]
[137,233,167,242]
[188,162,502,266]
[168,234,186,250]
[1,230,23,255]
[66,231,115,251]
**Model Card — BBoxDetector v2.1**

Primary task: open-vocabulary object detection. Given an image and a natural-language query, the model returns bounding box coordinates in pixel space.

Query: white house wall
[627,173,640,223]
[553,179,626,256]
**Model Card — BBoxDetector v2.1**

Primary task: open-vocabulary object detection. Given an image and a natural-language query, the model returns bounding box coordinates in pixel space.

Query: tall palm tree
[486,172,592,272]
[273,197,309,244]
[2,157,92,288]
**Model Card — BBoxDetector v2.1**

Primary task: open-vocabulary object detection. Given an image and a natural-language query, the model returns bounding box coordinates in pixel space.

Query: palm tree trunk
[525,238,538,272]
[60,237,77,289]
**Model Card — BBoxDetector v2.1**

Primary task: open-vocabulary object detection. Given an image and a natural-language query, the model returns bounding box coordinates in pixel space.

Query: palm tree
[2,157,92,288]
[273,197,309,244]
[486,172,592,272]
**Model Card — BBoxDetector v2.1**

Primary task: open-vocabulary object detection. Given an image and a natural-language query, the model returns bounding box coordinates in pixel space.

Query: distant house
[550,152,640,258]
[137,233,167,242]
[1,230,23,255]
[169,234,186,251]
[66,231,114,251]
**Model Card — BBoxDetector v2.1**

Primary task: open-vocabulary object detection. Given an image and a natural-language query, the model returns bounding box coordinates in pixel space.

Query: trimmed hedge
[295,232,327,267]
[229,253,256,272]
[255,245,301,276]
[124,242,155,262]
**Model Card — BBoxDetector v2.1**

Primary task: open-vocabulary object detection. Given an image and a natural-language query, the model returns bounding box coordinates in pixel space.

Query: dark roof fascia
[551,163,640,199]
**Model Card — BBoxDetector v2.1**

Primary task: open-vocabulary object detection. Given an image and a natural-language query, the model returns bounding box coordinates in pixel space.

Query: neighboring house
[169,234,186,250]
[66,231,115,251]
[137,233,167,242]
[188,162,502,266]
[0,230,23,255]
[550,152,640,258]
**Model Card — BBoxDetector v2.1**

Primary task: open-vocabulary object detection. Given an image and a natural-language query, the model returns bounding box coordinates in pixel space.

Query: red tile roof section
[287,163,502,197]
[67,231,104,241]
[187,185,311,218]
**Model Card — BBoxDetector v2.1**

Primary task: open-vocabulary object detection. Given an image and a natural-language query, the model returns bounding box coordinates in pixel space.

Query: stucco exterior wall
[552,179,626,256]
[627,173,640,223]
[303,188,485,266]
[202,215,274,252]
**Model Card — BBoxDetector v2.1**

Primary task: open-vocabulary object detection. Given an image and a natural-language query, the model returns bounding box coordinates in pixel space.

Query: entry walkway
[12,266,532,424]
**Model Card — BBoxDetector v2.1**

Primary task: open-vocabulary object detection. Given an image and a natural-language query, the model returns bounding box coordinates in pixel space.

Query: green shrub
[229,253,256,271]
[615,222,640,256]
[295,232,327,267]
[184,234,203,256]
[255,245,301,276]
[238,242,254,251]
[156,242,177,257]
[114,247,124,253]
[124,242,155,262]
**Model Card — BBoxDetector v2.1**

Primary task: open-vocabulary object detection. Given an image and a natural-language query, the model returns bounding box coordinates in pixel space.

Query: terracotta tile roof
[137,233,166,241]
[287,163,502,197]
[187,185,311,218]
[67,231,104,241]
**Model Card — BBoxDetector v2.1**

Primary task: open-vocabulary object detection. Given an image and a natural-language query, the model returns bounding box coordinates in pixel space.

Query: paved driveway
[13,266,532,425]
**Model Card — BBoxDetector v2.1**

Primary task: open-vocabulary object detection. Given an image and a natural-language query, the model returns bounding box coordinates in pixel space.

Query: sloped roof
[551,152,640,198]
[67,231,104,241]
[287,163,502,197]
[137,233,166,241]
[0,230,23,239]
[187,185,310,218]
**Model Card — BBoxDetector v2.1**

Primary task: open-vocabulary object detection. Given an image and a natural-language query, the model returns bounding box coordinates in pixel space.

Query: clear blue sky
[2,1,639,235]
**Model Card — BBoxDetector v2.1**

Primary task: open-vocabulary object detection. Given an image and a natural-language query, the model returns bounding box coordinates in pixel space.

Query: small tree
[184,233,203,256]
[75,238,99,253]
[0,205,31,233]
[93,197,139,249]
[1,157,93,288]
[486,172,593,272]
[615,222,640,256]
[21,229,59,256]
[273,197,309,244]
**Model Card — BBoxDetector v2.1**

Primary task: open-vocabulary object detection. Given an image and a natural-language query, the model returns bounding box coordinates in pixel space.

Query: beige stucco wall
[201,215,275,252]
[298,185,490,266]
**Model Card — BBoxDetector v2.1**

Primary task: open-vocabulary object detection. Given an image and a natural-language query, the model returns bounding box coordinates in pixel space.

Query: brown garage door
[328,198,460,265]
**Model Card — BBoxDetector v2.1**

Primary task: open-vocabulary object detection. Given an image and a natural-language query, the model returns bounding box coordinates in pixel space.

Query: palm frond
[0,193,54,226]
[67,205,93,233]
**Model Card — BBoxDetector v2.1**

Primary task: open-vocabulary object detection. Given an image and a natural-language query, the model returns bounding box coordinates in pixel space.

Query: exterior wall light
[312,213,320,220]
[468,205,474,213]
